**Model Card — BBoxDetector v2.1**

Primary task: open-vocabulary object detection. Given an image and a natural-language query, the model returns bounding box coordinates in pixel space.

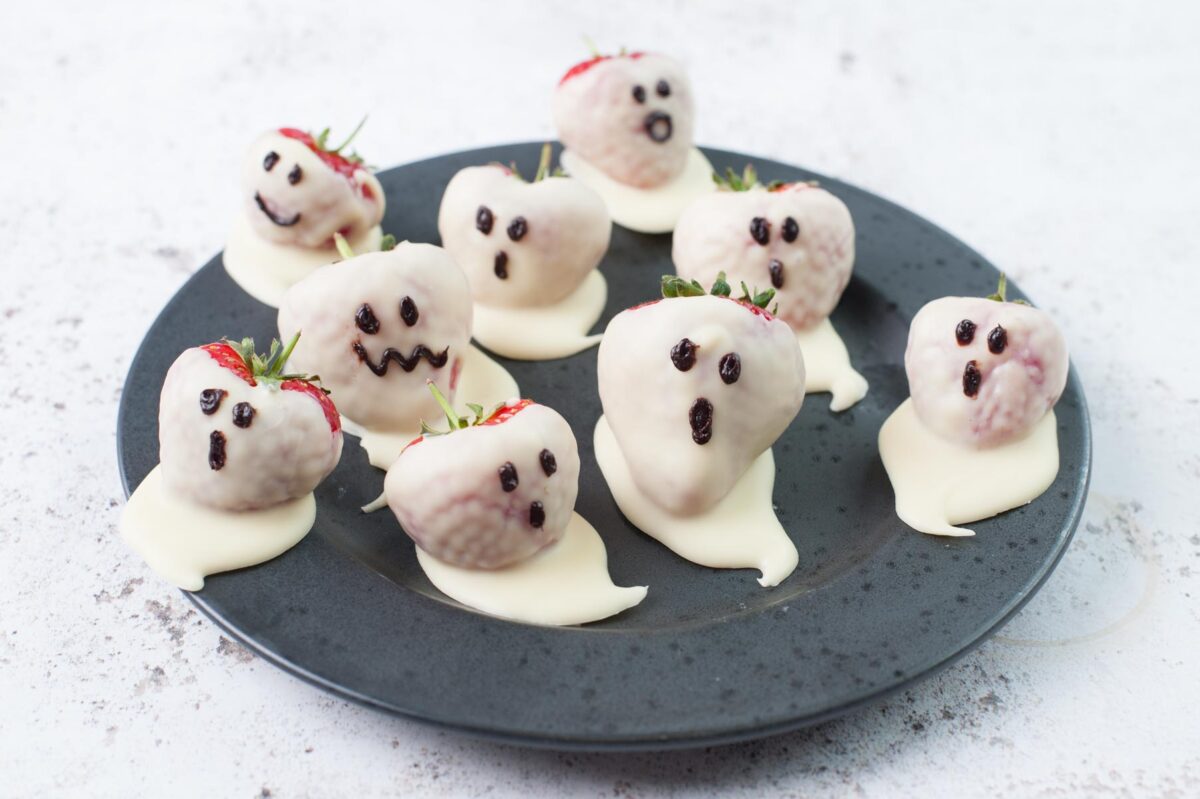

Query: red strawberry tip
[559,50,646,84]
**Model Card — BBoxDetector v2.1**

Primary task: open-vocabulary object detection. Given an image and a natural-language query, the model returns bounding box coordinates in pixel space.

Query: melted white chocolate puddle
[223,214,383,307]
[120,466,315,591]
[593,416,798,587]
[472,270,607,361]
[796,318,868,412]
[416,512,647,626]
[342,345,520,469]
[879,398,1059,537]
[560,147,715,234]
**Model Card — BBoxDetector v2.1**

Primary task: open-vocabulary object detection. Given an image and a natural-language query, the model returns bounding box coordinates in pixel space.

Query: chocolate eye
[287,164,302,185]
[782,216,799,242]
[632,85,646,103]
[963,360,982,397]
[507,217,528,241]
[529,501,545,528]
[540,449,557,477]
[476,205,493,234]
[750,217,770,245]
[355,303,380,334]
[499,461,519,492]
[671,338,698,371]
[718,353,741,384]
[768,259,784,289]
[199,388,227,415]
[209,430,227,470]
[987,324,1007,354]
[400,296,419,327]
[231,402,255,428]
[656,79,670,97]
[263,151,280,171]
[956,319,976,345]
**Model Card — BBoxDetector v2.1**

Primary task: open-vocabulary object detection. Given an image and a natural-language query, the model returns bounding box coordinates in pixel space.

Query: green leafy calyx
[224,332,326,389]
[418,381,503,437]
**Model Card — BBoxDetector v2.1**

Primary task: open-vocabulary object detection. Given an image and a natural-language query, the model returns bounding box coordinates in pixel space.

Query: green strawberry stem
[425,380,466,433]
[582,35,600,57]
[333,232,356,260]
[224,332,324,387]
[329,116,367,155]
[987,273,1008,303]
[379,233,397,251]
[534,143,553,182]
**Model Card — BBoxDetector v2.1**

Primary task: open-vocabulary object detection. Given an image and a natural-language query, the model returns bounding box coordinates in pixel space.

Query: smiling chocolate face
[242,131,384,250]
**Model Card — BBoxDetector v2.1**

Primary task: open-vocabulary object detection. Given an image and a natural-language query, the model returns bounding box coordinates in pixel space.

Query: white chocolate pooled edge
[223,215,382,307]
[560,147,715,234]
[879,398,1060,537]
[415,512,647,626]
[594,415,799,587]
[796,318,869,412]
[472,270,607,361]
[120,466,315,591]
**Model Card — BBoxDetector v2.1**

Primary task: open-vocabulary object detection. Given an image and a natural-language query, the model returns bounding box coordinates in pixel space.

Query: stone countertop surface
[2,1,1197,796]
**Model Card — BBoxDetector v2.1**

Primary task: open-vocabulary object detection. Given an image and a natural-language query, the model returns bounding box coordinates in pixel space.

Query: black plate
[116,143,1090,750]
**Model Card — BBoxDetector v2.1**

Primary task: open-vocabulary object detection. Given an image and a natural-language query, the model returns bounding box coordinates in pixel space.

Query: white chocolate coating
[241,130,384,249]
[560,147,714,234]
[385,403,579,570]
[595,416,798,587]
[673,184,855,332]
[416,512,646,626]
[553,53,694,188]
[597,295,805,517]
[158,348,342,511]
[438,165,611,308]
[470,270,607,361]
[906,296,1068,448]
[277,243,473,434]
[879,398,1060,536]
[120,466,315,591]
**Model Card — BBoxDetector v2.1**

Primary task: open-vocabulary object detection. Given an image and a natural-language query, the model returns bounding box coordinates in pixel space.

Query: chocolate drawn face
[669,336,745,445]
[349,296,450,377]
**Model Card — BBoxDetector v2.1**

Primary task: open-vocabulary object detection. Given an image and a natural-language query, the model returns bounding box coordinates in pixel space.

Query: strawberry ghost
[243,122,384,250]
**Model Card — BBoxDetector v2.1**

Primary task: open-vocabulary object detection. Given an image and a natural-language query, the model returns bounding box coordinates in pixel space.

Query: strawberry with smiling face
[242,120,385,250]
[553,50,695,188]
[438,144,611,308]
[157,334,343,511]
[904,275,1069,448]
[385,385,581,570]
[673,166,856,333]
[597,275,806,516]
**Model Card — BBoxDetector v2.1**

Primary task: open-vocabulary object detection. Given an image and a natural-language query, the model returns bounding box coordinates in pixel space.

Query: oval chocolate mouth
[254,192,302,227]
[644,111,673,143]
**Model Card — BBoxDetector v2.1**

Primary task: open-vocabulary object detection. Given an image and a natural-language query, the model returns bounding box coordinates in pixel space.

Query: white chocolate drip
[796,318,868,412]
[471,270,607,360]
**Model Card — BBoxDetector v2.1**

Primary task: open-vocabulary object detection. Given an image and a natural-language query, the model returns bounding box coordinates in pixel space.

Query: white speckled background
[3,0,1198,795]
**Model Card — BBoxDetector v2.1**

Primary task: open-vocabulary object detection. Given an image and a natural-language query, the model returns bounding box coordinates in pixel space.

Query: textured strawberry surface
[281,379,340,433]
[558,51,645,84]
[200,342,256,385]
[278,127,364,181]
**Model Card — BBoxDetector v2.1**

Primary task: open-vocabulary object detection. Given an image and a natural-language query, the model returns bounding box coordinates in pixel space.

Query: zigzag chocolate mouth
[353,341,449,376]
[254,192,302,227]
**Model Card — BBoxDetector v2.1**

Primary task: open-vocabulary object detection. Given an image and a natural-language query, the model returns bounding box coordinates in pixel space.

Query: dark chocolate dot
[476,205,493,234]
[987,324,1007,354]
[768,259,785,289]
[498,461,519,492]
[540,449,557,477]
[671,338,698,371]
[355,303,380,334]
[494,250,509,279]
[632,85,646,103]
[287,164,302,185]
[263,151,279,171]
[400,296,419,327]
[956,319,976,345]
[963,360,982,397]
[231,402,255,428]
[506,217,528,241]
[199,388,227,415]
[208,430,227,470]
[750,217,770,245]
[689,398,714,445]
[782,216,799,242]
[656,79,670,97]
[719,353,741,384]
[529,501,545,529]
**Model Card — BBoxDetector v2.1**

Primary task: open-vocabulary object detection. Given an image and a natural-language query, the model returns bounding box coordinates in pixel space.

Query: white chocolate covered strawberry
[438,145,611,308]
[242,122,384,250]
[158,335,343,511]
[385,387,580,570]
[277,240,473,433]
[553,51,694,189]
[597,276,805,516]
[905,276,1069,448]
[674,168,855,332]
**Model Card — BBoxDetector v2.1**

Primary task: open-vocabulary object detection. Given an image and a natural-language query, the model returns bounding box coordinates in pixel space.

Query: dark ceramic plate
[116,143,1090,750]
